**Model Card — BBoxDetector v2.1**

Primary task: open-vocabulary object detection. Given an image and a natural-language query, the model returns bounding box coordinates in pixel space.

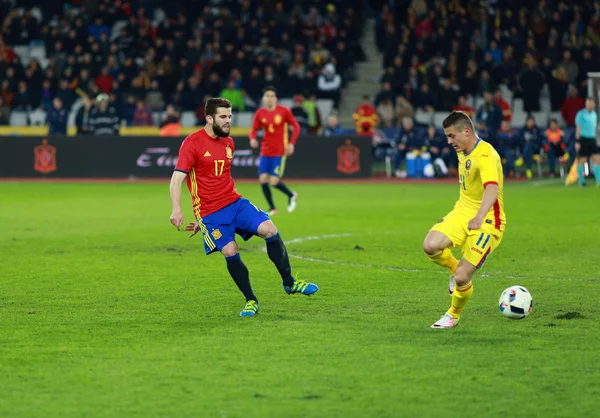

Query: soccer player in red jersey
[249,86,301,216]
[169,98,318,317]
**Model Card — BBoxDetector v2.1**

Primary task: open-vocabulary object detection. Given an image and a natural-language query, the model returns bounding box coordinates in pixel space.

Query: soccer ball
[499,286,533,319]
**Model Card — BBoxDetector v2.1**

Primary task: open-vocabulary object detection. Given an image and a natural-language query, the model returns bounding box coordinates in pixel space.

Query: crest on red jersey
[33,139,57,174]
[225,146,233,159]
[336,140,360,174]
[274,114,282,125]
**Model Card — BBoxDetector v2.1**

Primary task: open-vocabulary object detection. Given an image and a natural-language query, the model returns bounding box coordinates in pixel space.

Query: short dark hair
[442,111,475,132]
[205,98,232,119]
[263,85,277,95]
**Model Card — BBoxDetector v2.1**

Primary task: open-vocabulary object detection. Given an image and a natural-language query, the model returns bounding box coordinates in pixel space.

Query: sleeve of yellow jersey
[478,148,500,188]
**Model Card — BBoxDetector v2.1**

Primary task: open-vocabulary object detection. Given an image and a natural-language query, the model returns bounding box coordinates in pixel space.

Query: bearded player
[422,111,506,329]
[249,86,301,216]
[169,98,318,317]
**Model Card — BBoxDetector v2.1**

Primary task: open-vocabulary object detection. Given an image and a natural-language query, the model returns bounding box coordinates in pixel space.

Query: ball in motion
[499,285,533,319]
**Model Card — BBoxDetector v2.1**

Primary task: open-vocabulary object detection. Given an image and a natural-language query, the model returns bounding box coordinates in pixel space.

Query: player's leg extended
[256,220,318,295]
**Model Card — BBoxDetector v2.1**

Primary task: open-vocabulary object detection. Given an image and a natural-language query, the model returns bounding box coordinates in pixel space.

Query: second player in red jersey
[169,98,318,317]
[249,86,300,216]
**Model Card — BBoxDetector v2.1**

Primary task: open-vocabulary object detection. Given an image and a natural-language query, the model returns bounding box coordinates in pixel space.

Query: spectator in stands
[423,125,452,177]
[454,96,475,120]
[376,97,395,128]
[88,93,119,136]
[291,95,309,135]
[40,79,53,112]
[13,81,32,111]
[437,79,459,112]
[56,79,77,111]
[476,92,503,147]
[302,94,322,135]
[375,82,397,107]
[317,63,342,110]
[497,120,520,177]
[133,100,153,126]
[561,85,585,128]
[353,95,379,136]
[75,95,93,135]
[47,97,67,136]
[395,95,414,124]
[519,56,545,112]
[393,117,422,178]
[220,80,245,112]
[0,80,14,109]
[322,113,344,137]
[545,118,571,177]
[159,105,181,137]
[0,97,10,125]
[519,115,544,180]
[494,89,512,122]
[145,80,165,111]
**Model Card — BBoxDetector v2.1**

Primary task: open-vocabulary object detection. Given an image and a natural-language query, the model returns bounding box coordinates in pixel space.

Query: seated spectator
[40,79,54,112]
[160,104,181,136]
[395,95,414,124]
[476,91,503,147]
[519,115,544,180]
[317,63,342,110]
[393,117,423,177]
[494,89,512,122]
[291,95,309,135]
[47,97,68,136]
[220,80,245,112]
[303,94,323,135]
[453,96,475,120]
[423,125,454,176]
[75,95,94,135]
[497,120,520,177]
[413,83,436,113]
[146,80,165,111]
[13,81,32,111]
[0,97,11,126]
[133,100,154,126]
[376,97,394,128]
[88,93,120,136]
[322,113,345,136]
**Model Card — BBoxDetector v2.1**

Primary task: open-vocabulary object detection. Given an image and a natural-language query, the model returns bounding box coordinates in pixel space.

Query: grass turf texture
[1,180,599,418]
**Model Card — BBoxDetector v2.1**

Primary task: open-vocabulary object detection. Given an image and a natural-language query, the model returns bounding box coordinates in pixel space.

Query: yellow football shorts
[430,209,503,268]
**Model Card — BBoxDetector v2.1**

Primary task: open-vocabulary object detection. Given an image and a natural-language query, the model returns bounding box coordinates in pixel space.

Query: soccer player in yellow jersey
[423,111,506,329]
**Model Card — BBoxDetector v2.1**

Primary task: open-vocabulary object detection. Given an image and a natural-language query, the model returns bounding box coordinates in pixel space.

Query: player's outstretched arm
[468,184,499,230]
[169,170,188,230]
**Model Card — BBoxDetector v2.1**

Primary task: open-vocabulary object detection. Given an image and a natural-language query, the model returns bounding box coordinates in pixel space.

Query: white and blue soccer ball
[499,286,533,319]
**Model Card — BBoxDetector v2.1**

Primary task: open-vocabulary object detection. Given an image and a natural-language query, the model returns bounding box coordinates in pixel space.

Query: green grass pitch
[1,179,599,417]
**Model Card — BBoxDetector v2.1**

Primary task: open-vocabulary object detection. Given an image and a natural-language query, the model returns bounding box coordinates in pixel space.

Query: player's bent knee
[269,177,280,186]
[257,220,278,239]
[259,174,269,183]
[221,242,239,258]
[423,235,442,255]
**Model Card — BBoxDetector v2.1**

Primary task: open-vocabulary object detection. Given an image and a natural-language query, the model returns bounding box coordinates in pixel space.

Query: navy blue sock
[265,233,294,287]
[261,182,275,210]
[225,254,257,302]
[274,181,294,198]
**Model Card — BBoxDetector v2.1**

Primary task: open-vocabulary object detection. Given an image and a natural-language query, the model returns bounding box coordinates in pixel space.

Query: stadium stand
[0,0,364,129]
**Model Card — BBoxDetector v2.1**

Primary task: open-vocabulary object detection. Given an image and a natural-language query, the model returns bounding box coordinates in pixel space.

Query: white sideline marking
[280,232,527,279]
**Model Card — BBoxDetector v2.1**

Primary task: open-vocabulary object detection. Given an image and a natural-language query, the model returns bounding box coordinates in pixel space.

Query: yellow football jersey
[455,139,506,232]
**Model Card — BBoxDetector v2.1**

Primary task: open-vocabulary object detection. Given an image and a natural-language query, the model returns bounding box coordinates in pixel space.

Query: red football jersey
[175,128,241,219]
[249,104,300,157]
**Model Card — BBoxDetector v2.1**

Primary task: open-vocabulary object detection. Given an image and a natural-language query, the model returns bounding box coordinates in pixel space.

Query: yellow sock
[426,248,458,275]
[448,282,473,319]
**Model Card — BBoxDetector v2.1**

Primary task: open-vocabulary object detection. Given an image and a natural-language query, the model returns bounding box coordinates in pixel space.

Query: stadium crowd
[372,0,600,178]
[0,0,364,133]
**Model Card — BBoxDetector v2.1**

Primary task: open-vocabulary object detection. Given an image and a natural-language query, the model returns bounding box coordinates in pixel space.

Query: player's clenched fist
[170,211,184,230]
[250,139,259,149]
